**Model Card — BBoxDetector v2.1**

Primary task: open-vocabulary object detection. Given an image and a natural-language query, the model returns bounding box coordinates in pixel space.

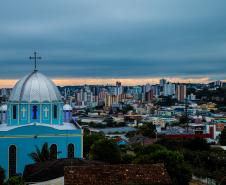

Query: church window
[53,105,58,119]
[32,105,38,120]
[13,105,17,119]
[67,144,74,158]
[50,144,57,160]
[9,145,16,177]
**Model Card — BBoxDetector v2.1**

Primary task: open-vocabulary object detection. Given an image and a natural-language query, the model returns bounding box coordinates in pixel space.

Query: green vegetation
[90,138,121,164]
[4,176,24,185]
[28,142,51,162]
[125,122,156,139]
[0,166,5,185]
[121,104,134,114]
[157,138,226,184]
[195,87,226,106]
[132,144,191,185]
[138,122,156,138]
[157,138,210,151]
[83,133,105,158]
[219,128,226,146]
[154,96,177,106]
[84,133,191,184]
[84,131,226,185]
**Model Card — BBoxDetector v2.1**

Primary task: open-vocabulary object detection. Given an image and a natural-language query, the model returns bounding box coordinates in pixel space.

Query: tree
[90,139,121,164]
[83,133,105,158]
[179,115,188,124]
[138,122,156,138]
[4,176,24,185]
[219,128,226,146]
[157,138,210,151]
[155,96,177,106]
[122,104,134,114]
[133,144,192,185]
[183,138,210,151]
[125,131,136,138]
[0,166,5,185]
[28,142,50,163]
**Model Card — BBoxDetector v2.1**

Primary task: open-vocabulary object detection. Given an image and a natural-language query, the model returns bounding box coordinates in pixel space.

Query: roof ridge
[36,72,42,102]
[19,70,37,102]
[41,73,53,102]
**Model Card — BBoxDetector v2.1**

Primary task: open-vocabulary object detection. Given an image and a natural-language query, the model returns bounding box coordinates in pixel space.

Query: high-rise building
[187,93,196,101]
[104,94,120,107]
[176,84,187,101]
[116,81,123,95]
[151,85,160,97]
[145,90,154,102]
[160,79,167,87]
[163,82,176,96]
[75,87,93,106]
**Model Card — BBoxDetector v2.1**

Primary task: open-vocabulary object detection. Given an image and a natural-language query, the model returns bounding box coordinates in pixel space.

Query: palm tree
[28,143,50,163]
[0,166,5,185]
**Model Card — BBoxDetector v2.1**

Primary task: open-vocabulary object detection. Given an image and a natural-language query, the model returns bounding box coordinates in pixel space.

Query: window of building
[9,145,16,177]
[32,105,38,120]
[13,105,17,120]
[67,144,74,158]
[50,144,57,160]
[53,105,58,119]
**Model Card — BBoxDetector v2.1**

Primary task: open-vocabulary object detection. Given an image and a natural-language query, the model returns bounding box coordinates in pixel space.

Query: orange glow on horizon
[0,77,214,88]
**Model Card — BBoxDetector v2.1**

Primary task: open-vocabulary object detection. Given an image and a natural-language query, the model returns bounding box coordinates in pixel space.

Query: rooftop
[9,70,62,102]
[0,122,81,132]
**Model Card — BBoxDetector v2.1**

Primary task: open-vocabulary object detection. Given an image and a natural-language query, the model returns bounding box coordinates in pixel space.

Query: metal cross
[29,52,42,71]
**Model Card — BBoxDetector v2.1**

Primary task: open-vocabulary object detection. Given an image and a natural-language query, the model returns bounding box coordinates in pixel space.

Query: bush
[0,166,5,185]
[90,139,121,164]
[219,128,226,146]
[157,138,210,151]
[132,144,192,185]
[83,133,105,158]
[5,176,24,185]
[138,122,156,138]
[121,154,135,164]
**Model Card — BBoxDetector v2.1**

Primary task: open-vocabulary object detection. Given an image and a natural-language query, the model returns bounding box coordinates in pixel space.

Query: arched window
[13,105,17,119]
[9,145,16,177]
[50,144,57,160]
[53,105,58,119]
[67,144,74,158]
[32,105,38,120]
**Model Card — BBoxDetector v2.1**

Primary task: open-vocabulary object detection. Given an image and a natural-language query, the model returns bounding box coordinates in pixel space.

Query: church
[0,54,83,178]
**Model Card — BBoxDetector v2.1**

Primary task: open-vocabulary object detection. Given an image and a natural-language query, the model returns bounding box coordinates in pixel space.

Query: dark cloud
[0,0,226,81]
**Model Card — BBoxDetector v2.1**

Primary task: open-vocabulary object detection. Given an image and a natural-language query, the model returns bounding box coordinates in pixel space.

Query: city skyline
[1,1,226,184]
[0,76,225,88]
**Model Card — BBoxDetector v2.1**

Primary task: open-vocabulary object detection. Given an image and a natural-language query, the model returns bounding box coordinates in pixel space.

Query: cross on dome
[21,107,26,118]
[44,107,49,118]
[29,52,42,71]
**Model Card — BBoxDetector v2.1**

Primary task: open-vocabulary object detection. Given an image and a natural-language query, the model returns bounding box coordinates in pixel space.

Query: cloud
[0,77,211,88]
[0,0,226,84]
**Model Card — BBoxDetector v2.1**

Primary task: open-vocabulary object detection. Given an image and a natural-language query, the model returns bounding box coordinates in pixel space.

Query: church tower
[0,52,83,178]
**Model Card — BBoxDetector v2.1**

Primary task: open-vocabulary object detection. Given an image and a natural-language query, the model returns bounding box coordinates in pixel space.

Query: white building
[163,82,176,96]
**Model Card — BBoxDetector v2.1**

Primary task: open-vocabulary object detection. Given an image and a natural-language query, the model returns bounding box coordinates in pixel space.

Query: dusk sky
[0,0,226,87]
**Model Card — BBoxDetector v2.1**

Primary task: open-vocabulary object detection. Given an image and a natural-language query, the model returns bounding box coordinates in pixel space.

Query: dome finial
[29,51,42,71]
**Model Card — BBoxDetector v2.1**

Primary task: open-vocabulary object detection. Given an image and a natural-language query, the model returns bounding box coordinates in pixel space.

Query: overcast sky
[0,0,226,85]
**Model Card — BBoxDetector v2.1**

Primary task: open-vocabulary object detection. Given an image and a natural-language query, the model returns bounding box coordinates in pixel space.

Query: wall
[0,125,83,178]
[7,102,63,126]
